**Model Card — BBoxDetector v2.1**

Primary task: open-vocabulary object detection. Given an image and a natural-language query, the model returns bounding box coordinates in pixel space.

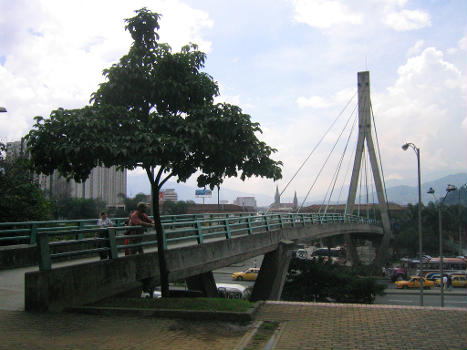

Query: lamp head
[401,143,409,151]
[446,184,457,193]
[427,187,435,195]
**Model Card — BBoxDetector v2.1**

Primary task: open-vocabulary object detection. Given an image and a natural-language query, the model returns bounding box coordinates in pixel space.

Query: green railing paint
[0,212,379,271]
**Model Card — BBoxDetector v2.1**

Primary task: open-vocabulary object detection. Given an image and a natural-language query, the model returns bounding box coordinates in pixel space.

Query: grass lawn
[92,297,255,313]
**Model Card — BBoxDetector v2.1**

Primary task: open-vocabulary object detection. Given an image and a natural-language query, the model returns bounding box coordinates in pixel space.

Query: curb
[67,301,264,323]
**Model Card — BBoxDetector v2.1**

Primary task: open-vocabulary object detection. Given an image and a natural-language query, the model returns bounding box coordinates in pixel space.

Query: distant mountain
[385,173,467,205]
[128,173,467,207]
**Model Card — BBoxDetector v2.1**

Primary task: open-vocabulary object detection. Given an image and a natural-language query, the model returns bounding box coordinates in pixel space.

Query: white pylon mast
[345,71,391,266]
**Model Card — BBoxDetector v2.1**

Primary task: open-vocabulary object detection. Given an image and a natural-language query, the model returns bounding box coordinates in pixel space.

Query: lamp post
[402,142,423,306]
[458,184,467,256]
[427,184,457,307]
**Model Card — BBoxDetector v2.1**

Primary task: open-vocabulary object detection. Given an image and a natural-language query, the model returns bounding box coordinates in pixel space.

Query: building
[234,197,257,208]
[269,186,298,212]
[161,189,178,202]
[5,139,27,159]
[6,139,126,207]
[39,166,127,207]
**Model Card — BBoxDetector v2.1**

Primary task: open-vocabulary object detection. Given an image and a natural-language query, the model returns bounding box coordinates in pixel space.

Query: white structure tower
[345,71,392,266]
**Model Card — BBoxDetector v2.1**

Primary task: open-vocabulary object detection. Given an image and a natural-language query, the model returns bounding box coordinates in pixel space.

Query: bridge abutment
[185,271,218,297]
[250,240,294,302]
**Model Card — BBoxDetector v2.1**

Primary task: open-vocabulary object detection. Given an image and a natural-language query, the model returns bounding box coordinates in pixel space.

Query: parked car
[395,276,434,289]
[141,289,162,299]
[295,249,308,260]
[232,267,259,281]
[216,283,251,299]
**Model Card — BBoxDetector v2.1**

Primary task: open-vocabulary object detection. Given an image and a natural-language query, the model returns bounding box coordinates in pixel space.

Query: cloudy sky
[1,0,465,204]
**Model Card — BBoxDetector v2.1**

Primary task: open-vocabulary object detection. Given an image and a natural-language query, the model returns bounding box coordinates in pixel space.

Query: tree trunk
[151,184,170,297]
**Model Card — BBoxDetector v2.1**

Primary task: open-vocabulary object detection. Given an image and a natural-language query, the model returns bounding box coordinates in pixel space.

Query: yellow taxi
[451,275,467,287]
[434,275,467,288]
[394,276,434,289]
[232,267,259,281]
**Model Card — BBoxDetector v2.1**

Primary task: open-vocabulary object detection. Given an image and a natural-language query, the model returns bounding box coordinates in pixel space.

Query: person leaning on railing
[96,212,113,260]
[126,202,155,255]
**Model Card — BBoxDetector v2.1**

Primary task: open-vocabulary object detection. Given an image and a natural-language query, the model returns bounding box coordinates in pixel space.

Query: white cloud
[383,9,431,31]
[290,0,363,28]
[297,88,354,109]
[297,96,331,109]
[407,40,424,56]
[374,46,466,176]
[0,0,213,142]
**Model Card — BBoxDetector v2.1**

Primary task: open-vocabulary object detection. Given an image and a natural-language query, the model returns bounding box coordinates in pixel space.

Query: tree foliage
[54,197,106,219]
[282,258,385,304]
[26,8,282,296]
[0,144,52,222]
[390,203,466,258]
[161,201,189,215]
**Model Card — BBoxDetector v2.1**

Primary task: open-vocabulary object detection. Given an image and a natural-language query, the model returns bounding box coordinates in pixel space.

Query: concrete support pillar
[250,240,294,301]
[185,271,218,297]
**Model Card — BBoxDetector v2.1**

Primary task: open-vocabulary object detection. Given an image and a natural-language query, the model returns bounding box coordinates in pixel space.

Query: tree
[0,143,52,222]
[54,197,106,219]
[161,200,188,215]
[26,8,282,297]
[282,258,385,303]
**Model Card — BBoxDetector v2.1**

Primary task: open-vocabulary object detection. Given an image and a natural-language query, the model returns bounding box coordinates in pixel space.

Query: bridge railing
[0,212,257,246]
[32,212,378,271]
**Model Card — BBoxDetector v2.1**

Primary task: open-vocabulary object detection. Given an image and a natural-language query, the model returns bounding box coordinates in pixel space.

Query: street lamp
[427,184,457,307]
[458,184,467,256]
[401,142,423,306]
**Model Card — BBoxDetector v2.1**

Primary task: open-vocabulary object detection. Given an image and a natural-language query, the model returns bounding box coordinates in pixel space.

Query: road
[376,290,467,308]
[213,261,467,310]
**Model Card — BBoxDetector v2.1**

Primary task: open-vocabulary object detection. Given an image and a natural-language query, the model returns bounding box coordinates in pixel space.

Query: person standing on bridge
[127,202,154,255]
[97,212,113,259]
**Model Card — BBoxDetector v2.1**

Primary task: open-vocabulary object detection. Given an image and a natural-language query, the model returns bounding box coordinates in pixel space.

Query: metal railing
[32,212,378,271]
[0,212,256,245]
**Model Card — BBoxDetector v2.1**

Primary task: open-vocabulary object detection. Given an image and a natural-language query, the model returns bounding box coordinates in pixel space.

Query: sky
[0,0,466,205]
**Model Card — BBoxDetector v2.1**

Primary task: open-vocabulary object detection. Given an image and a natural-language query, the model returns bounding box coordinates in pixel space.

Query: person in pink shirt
[126,202,154,255]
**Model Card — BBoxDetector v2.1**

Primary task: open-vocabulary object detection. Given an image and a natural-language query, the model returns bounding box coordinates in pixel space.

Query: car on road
[232,267,259,281]
[425,272,441,282]
[389,266,408,282]
[394,276,434,289]
[451,275,467,287]
[434,275,467,288]
[216,283,251,299]
[295,249,308,260]
[141,289,162,299]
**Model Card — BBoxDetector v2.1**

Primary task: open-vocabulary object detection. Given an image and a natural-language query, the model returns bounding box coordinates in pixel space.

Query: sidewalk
[257,301,467,350]
[1,301,465,350]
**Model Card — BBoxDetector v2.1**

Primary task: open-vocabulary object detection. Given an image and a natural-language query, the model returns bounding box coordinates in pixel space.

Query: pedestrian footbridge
[0,212,383,311]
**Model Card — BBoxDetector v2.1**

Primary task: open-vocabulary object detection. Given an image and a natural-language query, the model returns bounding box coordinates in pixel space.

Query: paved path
[258,301,467,350]
[1,302,466,350]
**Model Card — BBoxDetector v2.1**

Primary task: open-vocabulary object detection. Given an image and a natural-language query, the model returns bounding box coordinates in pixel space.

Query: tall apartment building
[6,139,126,207]
[161,188,178,202]
[39,166,127,206]
[5,139,27,159]
[234,196,257,208]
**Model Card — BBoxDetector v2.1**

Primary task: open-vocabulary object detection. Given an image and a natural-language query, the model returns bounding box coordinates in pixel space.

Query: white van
[216,283,251,299]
